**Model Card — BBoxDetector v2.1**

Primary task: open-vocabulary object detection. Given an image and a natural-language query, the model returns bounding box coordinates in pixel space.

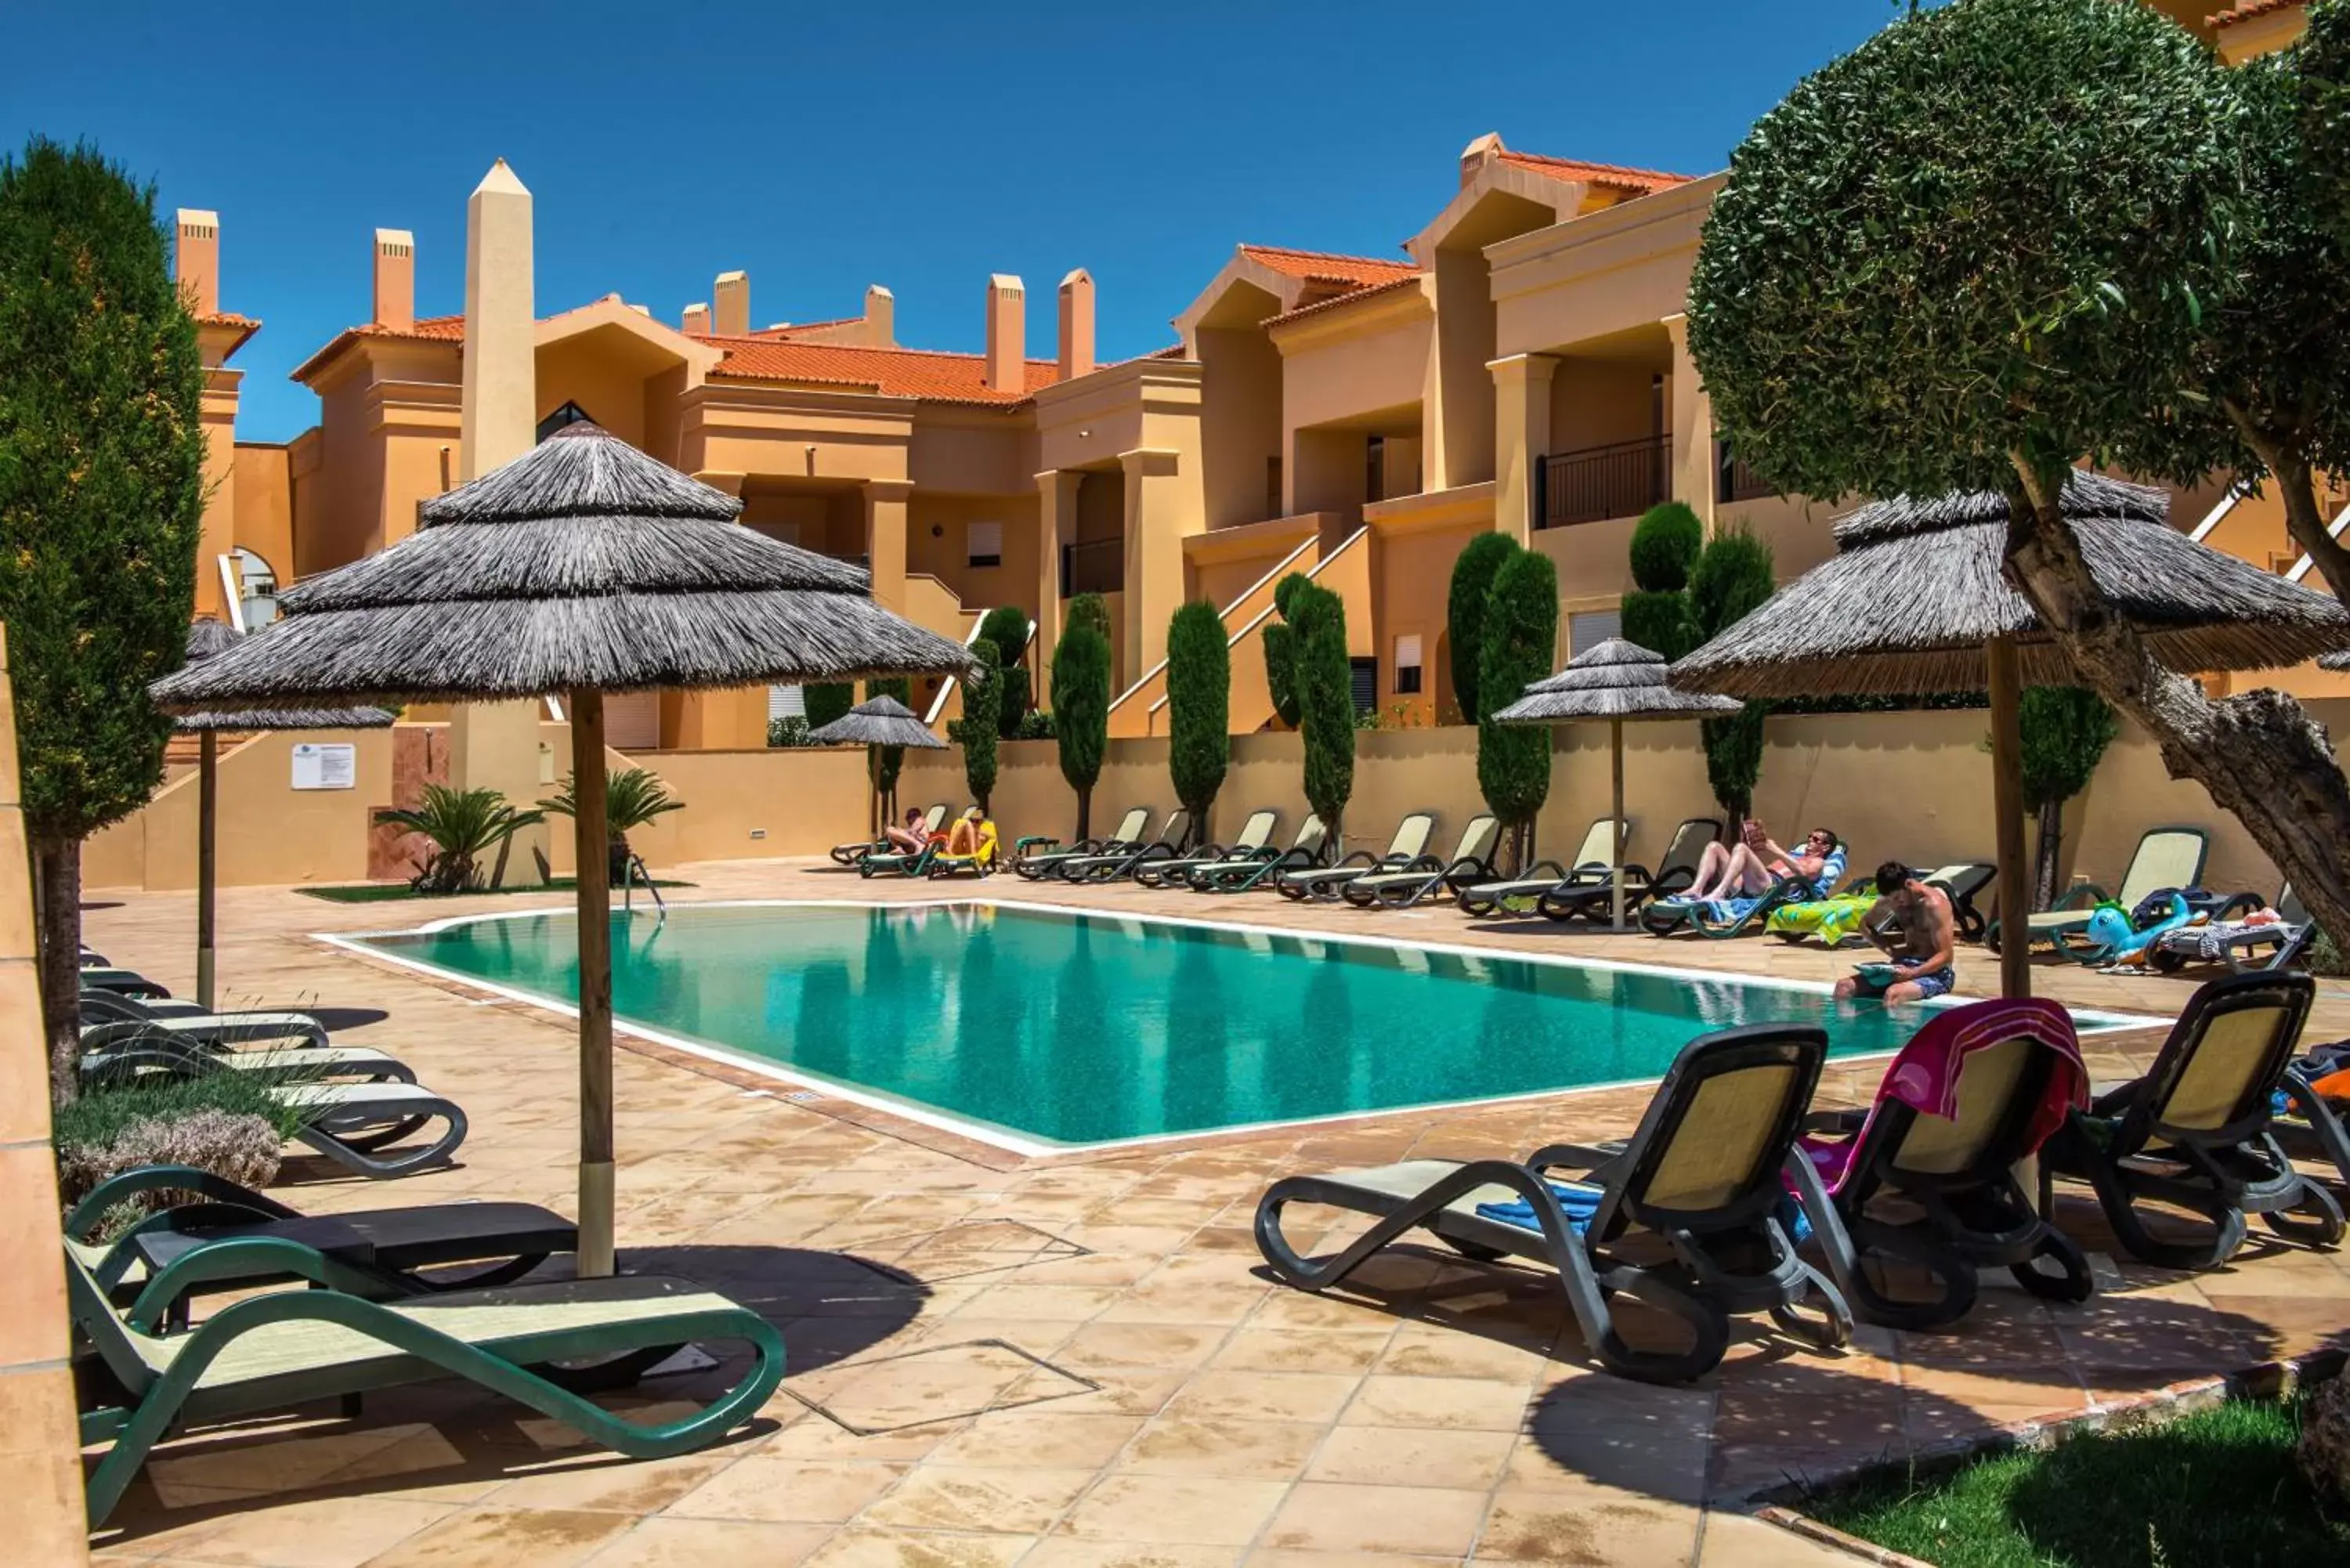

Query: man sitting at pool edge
[1835,862,1958,1003]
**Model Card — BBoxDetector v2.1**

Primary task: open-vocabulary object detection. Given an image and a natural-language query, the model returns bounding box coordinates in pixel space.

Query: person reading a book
[1834,862,1958,1003]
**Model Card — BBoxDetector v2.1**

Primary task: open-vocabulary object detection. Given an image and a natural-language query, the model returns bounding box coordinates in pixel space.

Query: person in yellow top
[935,806,998,876]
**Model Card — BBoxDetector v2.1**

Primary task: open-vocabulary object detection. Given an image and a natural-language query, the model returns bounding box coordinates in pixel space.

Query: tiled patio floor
[77,858,2350,1567]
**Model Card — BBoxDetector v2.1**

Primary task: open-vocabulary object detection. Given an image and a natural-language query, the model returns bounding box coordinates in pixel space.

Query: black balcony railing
[1061,536,1124,597]
[1535,434,1670,529]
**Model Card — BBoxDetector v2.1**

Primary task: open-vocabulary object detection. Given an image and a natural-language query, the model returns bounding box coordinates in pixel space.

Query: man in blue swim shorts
[1833,862,1958,1003]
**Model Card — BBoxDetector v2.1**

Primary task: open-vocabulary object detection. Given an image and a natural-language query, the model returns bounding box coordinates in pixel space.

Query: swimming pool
[340,900,2153,1153]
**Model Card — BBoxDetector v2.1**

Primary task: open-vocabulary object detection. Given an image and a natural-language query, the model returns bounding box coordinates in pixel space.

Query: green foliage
[977,605,1031,737]
[54,1061,316,1151]
[1701,706,1768,826]
[1629,502,1704,593]
[1446,532,1520,723]
[867,677,911,802]
[1166,600,1230,839]
[1686,0,2245,505]
[2019,685,2118,812]
[1620,591,1697,663]
[1010,708,1055,741]
[1262,622,1300,728]
[539,767,686,840]
[1066,592,1112,645]
[1688,527,1776,823]
[803,682,855,731]
[961,640,1000,810]
[767,715,812,747]
[374,785,548,893]
[1476,550,1559,869]
[1051,617,1112,836]
[2306,2,2350,237]
[1290,583,1354,854]
[1272,571,1311,620]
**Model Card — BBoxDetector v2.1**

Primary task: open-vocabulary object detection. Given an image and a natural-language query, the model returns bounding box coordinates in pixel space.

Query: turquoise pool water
[348,901,2143,1150]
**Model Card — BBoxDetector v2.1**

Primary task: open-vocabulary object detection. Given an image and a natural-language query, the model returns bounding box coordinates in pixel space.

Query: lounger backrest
[1595,1026,1825,1240]
[1452,815,1499,866]
[923,804,949,834]
[1386,813,1437,861]
[2117,828,2208,911]
[2124,972,2312,1152]
[1570,818,1625,869]
[1231,811,1278,852]
[1156,810,1189,847]
[1109,807,1151,844]
[2280,884,2308,927]
[1886,1035,2043,1176]
[1292,816,1328,856]
[1661,819,1722,878]
[60,1244,164,1396]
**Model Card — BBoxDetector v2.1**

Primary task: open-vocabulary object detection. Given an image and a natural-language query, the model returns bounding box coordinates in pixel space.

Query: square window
[1394,633,1424,695]
[967,520,1003,569]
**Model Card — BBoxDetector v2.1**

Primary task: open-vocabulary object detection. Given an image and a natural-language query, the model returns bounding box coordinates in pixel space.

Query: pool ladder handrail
[620,853,667,917]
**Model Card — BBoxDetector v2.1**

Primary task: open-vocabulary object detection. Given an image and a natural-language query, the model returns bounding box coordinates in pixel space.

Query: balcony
[1061,536,1124,597]
[1717,446,1777,504]
[1535,435,1669,529]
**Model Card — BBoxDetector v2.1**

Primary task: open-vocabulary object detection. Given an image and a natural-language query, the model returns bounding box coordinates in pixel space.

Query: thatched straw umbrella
[150,422,971,1273]
[175,619,394,1010]
[1671,472,2349,997]
[1492,638,1740,931]
[807,694,945,836]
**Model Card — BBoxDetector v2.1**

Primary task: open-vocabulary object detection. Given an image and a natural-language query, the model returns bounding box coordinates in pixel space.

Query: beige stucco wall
[230,442,295,587]
[616,746,874,863]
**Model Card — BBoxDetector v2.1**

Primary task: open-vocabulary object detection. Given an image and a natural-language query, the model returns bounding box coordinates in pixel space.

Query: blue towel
[1475,1181,1603,1233]
[1698,895,1764,924]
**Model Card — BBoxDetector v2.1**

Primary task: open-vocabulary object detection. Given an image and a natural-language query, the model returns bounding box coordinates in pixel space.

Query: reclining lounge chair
[1276,812,1435,901]
[2150,883,2312,976]
[1453,818,1625,919]
[1054,811,1190,883]
[830,804,948,868]
[1646,840,1852,940]
[1253,1025,1850,1384]
[2041,970,2344,1269]
[1193,816,1328,894]
[1987,826,2207,959]
[1132,810,1278,889]
[1537,818,1723,924]
[1011,805,1152,881]
[1800,998,2095,1330]
[1341,815,1502,910]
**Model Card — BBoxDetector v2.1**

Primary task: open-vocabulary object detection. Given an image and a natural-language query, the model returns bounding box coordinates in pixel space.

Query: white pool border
[317,894,2171,1159]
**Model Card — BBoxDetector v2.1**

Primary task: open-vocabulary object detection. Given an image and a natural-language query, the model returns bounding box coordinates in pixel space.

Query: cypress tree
[1052,616,1111,839]
[1446,532,1520,723]
[976,604,1030,738]
[960,641,1000,811]
[804,682,855,731]
[1262,571,1311,728]
[1688,527,1776,821]
[1290,583,1354,859]
[0,139,206,1095]
[1166,599,1229,849]
[1476,549,1560,872]
[2019,685,2119,909]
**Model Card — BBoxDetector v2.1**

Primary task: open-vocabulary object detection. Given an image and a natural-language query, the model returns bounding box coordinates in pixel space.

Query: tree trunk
[1076,787,1091,843]
[2227,407,2350,614]
[2033,797,2063,912]
[33,833,81,1107]
[2003,455,2350,943]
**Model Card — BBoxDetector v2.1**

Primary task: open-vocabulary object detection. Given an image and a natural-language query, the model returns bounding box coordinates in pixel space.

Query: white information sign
[291,742,357,792]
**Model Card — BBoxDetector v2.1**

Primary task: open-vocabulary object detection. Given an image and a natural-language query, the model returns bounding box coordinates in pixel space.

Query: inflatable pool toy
[2077,891,2195,966]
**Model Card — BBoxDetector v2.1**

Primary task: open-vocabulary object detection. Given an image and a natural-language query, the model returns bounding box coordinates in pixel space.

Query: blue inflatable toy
[2077,891,2194,966]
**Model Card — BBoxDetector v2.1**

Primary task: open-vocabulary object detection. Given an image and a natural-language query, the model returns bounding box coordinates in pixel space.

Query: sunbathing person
[945,806,991,858]
[884,807,930,855]
[1834,862,1958,1003]
[1681,822,1843,907]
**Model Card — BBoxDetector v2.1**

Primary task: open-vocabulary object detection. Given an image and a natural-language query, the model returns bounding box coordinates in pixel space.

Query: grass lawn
[1807,1396,2348,1568]
[298,877,692,904]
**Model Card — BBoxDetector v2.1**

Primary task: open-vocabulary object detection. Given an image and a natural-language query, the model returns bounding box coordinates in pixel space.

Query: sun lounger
[1536,818,1724,924]
[2042,970,2344,1270]
[80,1035,417,1093]
[67,1241,785,1525]
[81,966,173,1000]
[1918,862,1998,943]
[1131,809,1278,889]
[858,833,949,878]
[1192,816,1329,894]
[1341,815,1502,909]
[927,818,1002,879]
[1054,810,1190,883]
[831,804,947,867]
[1451,818,1626,918]
[1799,999,2095,1329]
[1987,826,2207,959]
[1646,839,1854,940]
[1253,1024,1849,1384]
[1276,813,1435,901]
[1011,805,1153,880]
[79,988,331,1049]
[2276,1054,2350,1198]
[2149,883,2312,975]
[66,1164,578,1314]
[244,1080,471,1178]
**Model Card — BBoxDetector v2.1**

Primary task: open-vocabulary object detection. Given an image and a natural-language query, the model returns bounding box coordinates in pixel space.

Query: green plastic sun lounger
[858,834,948,878]
[832,804,947,867]
[1132,809,1279,888]
[79,1035,417,1091]
[66,1165,578,1314]
[1341,815,1502,909]
[1453,818,1627,917]
[79,991,331,1051]
[1054,810,1190,883]
[1536,818,1723,923]
[1193,816,1328,893]
[1012,805,1153,880]
[1987,826,2207,959]
[258,1080,470,1178]
[67,1241,785,1525]
[1275,813,1436,901]
[81,966,172,1000]
[1253,1024,1849,1384]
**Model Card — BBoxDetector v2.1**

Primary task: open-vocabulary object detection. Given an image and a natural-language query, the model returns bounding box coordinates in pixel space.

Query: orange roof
[194,309,262,356]
[695,334,1060,406]
[747,315,858,338]
[1262,273,1424,331]
[1235,244,1420,289]
[1494,151,1694,196]
[2210,0,2301,25]
[290,313,463,383]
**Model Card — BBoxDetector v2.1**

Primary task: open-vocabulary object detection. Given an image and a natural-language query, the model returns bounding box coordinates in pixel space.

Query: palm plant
[374,785,548,894]
[540,767,686,879]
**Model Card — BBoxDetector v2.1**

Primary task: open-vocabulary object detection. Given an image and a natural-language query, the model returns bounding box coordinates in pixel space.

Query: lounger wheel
[2008,1233,2096,1305]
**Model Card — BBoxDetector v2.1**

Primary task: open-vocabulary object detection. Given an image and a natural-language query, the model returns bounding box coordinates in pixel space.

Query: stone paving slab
[74,857,2350,1566]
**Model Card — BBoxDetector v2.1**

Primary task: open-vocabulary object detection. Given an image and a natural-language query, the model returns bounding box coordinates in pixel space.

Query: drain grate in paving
[784,1338,1100,1434]
[863,1218,1092,1284]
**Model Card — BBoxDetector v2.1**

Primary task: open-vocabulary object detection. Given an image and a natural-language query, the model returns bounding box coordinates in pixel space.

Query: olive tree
[1477,548,1559,873]
[1166,599,1229,848]
[0,140,206,1095]
[1687,0,2350,939]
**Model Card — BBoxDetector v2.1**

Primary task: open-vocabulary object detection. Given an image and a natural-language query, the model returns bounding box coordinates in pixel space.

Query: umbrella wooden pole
[1987,638,2030,1000]
[1609,717,1627,932]
[197,732,217,1011]
[569,688,616,1277]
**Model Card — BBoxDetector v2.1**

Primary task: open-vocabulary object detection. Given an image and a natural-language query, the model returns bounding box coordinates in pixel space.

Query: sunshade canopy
[169,620,395,732]
[806,694,946,750]
[1492,638,1744,724]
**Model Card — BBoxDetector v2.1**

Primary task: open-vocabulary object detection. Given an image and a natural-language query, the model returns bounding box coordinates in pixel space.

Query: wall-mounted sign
[291,742,356,791]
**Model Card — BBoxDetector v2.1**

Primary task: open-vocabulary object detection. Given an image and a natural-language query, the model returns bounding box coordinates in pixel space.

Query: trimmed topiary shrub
[1291,583,1354,858]
[1447,532,1520,724]
[867,677,913,818]
[1629,501,1703,593]
[1166,600,1230,848]
[977,605,1031,738]
[1477,548,1560,873]
[1263,571,1314,729]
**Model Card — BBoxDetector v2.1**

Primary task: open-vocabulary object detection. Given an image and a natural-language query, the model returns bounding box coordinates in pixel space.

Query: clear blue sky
[5,1,1900,442]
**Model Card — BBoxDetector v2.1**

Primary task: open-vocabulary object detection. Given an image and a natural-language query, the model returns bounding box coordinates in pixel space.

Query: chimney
[1058,269,1095,381]
[682,302,711,335]
[175,209,219,316]
[373,229,415,331]
[1460,132,1506,189]
[712,270,749,336]
[985,274,1025,393]
[863,284,895,347]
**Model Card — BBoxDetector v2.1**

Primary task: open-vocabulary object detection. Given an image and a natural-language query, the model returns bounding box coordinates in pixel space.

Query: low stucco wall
[616,746,873,865]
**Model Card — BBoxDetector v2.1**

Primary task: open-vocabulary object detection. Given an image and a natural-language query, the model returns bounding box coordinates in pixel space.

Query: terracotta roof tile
[194,309,262,356]
[2209,0,2301,27]
[290,314,463,383]
[695,334,1060,406]
[748,315,859,338]
[1494,151,1694,195]
[1235,244,1421,289]
[1262,273,1424,330]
